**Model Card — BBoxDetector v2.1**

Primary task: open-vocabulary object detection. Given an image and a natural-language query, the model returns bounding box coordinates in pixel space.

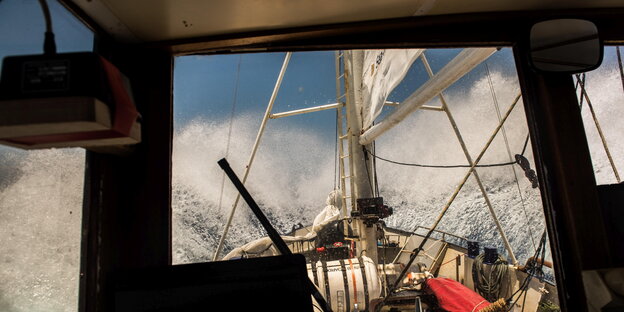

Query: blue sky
[1,0,620,148]
[0,0,93,60]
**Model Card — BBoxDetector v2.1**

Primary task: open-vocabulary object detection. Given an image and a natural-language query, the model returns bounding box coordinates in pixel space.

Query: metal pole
[388,91,522,296]
[421,54,518,264]
[335,51,349,217]
[212,52,292,261]
[617,46,624,96]
[344,50,378,264]
[360,48,496,145]
[269,102,342,119]
[577,78,621,183]
[217,158,333,312]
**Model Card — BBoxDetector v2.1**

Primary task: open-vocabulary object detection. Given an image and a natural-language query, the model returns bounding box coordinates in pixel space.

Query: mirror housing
[529,19,603,73]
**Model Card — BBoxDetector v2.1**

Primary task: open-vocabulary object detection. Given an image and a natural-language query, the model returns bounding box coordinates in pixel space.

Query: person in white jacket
[223,189,343,260]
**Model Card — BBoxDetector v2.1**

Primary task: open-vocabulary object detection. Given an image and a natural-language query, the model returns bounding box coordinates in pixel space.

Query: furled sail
[361,49,424,129]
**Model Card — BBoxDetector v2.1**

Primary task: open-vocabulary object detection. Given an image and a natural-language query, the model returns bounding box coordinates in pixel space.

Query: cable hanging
[38,0,56,55]
[217,55,243,213]
[485,63,537,252]
[617,46,624,95]
[364,147,516,169]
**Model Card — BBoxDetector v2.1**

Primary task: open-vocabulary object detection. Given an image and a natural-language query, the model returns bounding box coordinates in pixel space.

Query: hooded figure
[312,189,343,232]
[314,189,346,248]
[223,189,344,260]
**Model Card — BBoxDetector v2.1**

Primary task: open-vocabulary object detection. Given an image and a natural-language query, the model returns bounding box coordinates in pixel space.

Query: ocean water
[0,61,622,311]
[171,65,624,271]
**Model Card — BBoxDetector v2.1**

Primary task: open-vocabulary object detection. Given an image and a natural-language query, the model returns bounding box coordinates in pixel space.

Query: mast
[343,50,378,264]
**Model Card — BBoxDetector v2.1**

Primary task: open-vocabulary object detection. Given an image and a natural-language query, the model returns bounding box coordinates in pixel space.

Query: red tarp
[426,278,491,312]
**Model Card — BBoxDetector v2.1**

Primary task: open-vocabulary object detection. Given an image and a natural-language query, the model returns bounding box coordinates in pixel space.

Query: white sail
[361,49,424,129]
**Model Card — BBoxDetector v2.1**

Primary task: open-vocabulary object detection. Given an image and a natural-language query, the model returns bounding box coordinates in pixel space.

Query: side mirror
[529,19,603,73]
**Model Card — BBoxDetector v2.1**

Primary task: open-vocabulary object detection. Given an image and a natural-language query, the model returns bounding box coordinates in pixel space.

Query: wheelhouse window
[172,47,568,310]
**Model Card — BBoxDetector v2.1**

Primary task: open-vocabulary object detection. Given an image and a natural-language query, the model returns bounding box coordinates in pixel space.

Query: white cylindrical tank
[307,256,381,311]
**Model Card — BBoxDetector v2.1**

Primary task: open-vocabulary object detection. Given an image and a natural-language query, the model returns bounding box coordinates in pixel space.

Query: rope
[576,73,586,111]
[506,231,548,311]
[373,141,380,197]
[520,134,530,157]
[217,55,242,213]
[438,253,466,268]
[363,146,376,196]
[485,63,537,252]
[472,254,510,302]
[480,298,508,312]
[472,300,489,312]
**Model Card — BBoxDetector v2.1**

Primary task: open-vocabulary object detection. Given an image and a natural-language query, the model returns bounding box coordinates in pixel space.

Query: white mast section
[344,50,379,264]
[212,52,292,261]
[359,48,496,145]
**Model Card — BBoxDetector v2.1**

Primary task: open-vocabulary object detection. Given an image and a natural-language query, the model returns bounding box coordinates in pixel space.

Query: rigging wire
[363,146,376,196]
[506,231,548,311]
[217,55,243,213]
[485,63,537,252]
[575,73,621,183]
[362,120,378,196]
[575,73,587,111]
[617,46,624,95]
[520,134,530,157]
[373,141,380,197]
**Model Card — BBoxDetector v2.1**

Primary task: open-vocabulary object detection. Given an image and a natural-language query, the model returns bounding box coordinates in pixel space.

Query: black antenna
[38,0,56,54]
[218,158,333,312]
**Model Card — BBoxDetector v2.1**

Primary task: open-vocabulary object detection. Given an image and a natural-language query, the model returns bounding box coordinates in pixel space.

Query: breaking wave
[171,68,547,266]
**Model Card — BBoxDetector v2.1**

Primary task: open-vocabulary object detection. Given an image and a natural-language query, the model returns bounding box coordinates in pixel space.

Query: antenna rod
[217,158,333,312]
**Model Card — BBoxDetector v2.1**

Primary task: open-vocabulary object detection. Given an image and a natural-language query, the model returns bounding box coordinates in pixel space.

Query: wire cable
[363,146,376,196]
[485,63,537,252]
[364,147,515,168]
[38,0,56,54]
[373,141,380,197]
[217,55,242,213]
[520,134,530,157]
[617,46,624,96]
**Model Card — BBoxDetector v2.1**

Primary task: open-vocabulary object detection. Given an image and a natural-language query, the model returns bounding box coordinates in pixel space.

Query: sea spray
[0,148,84,312]
[171,69,550,266]
[172,114,336,263]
